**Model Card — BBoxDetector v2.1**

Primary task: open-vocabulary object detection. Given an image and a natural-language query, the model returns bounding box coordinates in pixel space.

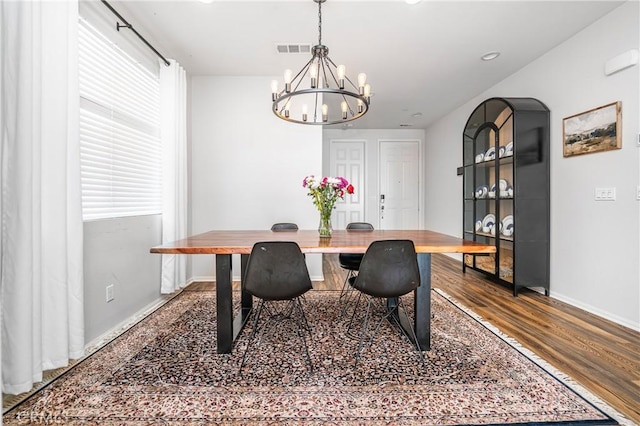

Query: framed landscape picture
[562,101,621,157]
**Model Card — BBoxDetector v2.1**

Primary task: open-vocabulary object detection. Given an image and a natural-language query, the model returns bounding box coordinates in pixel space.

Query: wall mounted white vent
[604,49,639,76]
[276,44,311,54]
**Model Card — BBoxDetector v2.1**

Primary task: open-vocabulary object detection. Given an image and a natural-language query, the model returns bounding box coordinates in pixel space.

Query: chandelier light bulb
[357,99,364,113]
[271,80,278,101]
[322,104,328,122]
[302,104,308,122]
[341,101,348,119]
[357,73,367,93]
[337,65,346,89]
[284,69,293,92]
[364,83,371,101]
[310,63,318,89]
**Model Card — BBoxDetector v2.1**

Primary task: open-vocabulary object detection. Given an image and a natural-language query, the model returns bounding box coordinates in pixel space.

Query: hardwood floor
[321,253,640,424]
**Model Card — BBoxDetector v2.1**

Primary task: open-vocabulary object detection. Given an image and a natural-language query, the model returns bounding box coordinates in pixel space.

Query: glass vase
[318,209,333,238]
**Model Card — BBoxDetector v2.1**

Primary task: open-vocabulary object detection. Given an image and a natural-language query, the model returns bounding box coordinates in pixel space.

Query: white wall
[83,215,162,343]
[190,76,323,280]
[424,1,639,329]
[323,128,426,229]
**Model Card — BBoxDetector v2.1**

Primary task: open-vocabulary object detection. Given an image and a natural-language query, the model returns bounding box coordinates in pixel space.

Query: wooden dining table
[150,229,495,354]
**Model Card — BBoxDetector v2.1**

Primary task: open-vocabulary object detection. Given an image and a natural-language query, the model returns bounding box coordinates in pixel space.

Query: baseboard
[551,292,639,332]
[189,274,325,283]
[84,295,174,354]
[441,253,638,333]
[189,275,215,283]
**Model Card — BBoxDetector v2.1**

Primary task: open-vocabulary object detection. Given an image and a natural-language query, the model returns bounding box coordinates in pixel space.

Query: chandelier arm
[291,56,315,89]
[291,66,310,94]
[322,56,341,90]
[318,58,328,89]
[313,91,320,122]
[340,92,356,117]
[342,75,361,93]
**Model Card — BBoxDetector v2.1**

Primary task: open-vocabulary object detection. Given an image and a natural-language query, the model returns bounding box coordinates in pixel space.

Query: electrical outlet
[106,285,114,302]
[594,187,616,201]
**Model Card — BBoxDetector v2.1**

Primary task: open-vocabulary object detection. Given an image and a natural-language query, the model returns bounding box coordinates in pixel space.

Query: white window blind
[79,18,161,221]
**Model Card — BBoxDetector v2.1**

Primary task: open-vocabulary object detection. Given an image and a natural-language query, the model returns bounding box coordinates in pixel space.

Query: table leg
[415,253,431,351]
[216,253,254,354]
[240,253,252,320]
[216,254,233,354]
[388,253,431,351]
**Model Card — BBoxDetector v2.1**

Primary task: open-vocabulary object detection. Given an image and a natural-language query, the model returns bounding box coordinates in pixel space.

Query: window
[78,18,161,221]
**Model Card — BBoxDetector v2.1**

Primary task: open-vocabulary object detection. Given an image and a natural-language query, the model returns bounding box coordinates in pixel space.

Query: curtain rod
[101,0,171,67]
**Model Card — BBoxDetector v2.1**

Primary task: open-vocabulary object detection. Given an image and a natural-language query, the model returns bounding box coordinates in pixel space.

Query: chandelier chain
[317,0,322,46]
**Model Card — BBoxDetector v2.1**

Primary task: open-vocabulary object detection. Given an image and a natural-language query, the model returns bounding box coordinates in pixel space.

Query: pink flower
[303,175,355,213]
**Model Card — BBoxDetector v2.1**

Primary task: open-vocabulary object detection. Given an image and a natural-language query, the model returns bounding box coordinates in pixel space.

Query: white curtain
[0,1,84,394]
[160,60,188,294]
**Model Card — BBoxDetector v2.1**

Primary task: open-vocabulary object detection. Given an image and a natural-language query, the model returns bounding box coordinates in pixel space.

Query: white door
[330,140,365,230]
[379,140,420,230]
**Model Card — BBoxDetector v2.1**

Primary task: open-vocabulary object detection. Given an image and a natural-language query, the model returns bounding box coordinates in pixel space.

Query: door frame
[378,139,424,230]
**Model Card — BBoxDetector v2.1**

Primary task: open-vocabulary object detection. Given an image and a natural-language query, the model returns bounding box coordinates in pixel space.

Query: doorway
[379,140,421,230]
[329,140,365,231]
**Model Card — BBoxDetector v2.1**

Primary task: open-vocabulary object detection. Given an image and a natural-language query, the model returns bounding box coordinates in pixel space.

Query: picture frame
[562,101,621,157]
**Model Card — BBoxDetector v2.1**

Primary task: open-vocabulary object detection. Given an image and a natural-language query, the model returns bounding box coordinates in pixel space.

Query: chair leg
[338,270,356,312]
[388,298,426,369]
[296,296,312,334]
[353,296,426,369]
[345,291,365,339]
[239,300,265,373]
[354,298,375,366]
[240,298,313,373]
[293,298,313,371]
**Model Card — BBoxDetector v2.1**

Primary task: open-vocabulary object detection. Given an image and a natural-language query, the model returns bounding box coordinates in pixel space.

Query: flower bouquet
[302,175,355,237]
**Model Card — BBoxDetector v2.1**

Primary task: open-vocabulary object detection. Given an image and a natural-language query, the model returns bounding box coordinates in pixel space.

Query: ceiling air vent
[276,44,311,54]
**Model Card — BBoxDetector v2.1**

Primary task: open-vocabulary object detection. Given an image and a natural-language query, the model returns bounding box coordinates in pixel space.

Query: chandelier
[271,0,371,125]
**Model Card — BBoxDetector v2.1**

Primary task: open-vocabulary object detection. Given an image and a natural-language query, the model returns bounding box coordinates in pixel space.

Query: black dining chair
[348,239,425,368]
[270,222,299,231]
[239,241,313,373]
[338,222,374,311]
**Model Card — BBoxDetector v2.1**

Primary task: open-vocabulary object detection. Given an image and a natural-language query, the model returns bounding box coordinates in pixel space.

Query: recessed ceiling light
[411,112,423,118]
[481,51,501,61]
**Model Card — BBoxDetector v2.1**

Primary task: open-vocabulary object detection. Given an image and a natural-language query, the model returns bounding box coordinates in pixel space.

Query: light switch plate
[106,284,114,302]
[595,187,616,201]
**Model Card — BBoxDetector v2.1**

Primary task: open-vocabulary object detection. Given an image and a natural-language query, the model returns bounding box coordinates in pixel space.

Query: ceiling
[113,0,623,130]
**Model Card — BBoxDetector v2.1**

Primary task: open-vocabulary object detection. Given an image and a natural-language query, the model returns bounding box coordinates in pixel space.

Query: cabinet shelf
[461,97,550,296]
[469,155,514,168]
[473,231,514,241]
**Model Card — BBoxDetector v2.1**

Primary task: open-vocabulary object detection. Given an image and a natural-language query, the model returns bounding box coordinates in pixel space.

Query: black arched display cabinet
[462,97,550,296]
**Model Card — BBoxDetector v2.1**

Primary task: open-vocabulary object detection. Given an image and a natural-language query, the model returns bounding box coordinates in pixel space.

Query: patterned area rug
[4,289,620,425]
